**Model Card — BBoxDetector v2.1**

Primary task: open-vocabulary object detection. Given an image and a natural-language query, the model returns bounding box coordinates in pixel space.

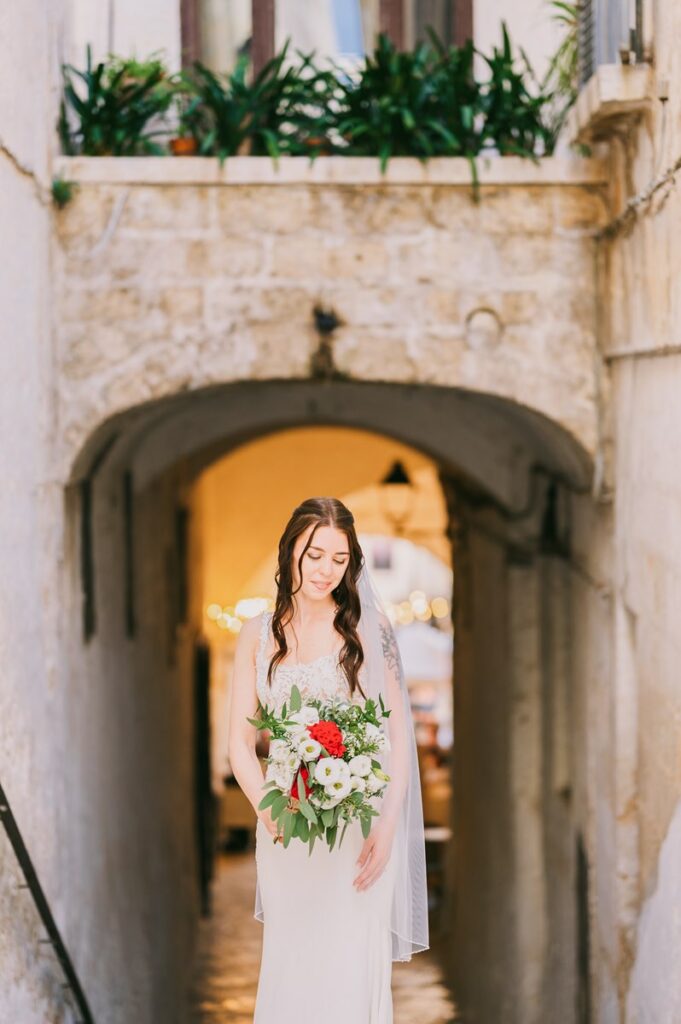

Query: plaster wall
[474,0,563,81]
[0,2,71,1021]
[65,0,181,70]
[594,0,681,1016]
[2,11,200,1016]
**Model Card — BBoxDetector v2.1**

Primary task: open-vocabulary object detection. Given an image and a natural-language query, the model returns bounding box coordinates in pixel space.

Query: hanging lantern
[378,459,415,535]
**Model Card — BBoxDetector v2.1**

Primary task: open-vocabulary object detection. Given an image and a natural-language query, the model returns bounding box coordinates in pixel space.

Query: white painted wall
[474,0,563,80]
[0,1,71,1020]
[66,0,181,68]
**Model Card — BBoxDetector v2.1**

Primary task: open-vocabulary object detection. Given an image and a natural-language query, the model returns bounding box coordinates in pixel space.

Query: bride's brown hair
[265,497,367,699]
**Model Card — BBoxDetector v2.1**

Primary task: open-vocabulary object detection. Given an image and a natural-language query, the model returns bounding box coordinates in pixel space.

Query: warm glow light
[207,595,274,627]
[431,597,449,618]
[235,596,270,619]
[415,606,432,622]
[396,602,414,625]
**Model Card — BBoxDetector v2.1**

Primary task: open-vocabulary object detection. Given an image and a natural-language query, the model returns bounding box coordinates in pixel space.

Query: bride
[228,497,429,1023]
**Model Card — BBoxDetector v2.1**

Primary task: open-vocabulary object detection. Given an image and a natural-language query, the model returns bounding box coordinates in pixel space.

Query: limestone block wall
[52,156,607,484]
[571,0,681,1017]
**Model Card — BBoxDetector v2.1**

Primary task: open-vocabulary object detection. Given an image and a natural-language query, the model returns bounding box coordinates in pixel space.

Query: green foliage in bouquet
[248,684,392,853]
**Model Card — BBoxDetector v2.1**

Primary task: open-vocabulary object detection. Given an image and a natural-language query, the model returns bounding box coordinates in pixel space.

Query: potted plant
[59,48,173,155]
[478,24,554,158]
[169,79,203,155]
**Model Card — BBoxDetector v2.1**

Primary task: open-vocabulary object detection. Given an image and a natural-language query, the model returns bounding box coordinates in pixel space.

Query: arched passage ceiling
[74,380,593,511]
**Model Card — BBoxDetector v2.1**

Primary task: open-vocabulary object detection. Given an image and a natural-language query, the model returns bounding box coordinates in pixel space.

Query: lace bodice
[255,610,359,714]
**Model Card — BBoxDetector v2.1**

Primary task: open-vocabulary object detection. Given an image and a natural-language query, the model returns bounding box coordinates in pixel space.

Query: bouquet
[248,683,391,852]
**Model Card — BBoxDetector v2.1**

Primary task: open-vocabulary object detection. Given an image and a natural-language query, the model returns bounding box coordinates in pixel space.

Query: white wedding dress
[253,610,398,1024]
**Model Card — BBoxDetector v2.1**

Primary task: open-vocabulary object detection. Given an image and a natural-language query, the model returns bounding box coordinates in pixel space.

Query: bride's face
[292,524,350,601]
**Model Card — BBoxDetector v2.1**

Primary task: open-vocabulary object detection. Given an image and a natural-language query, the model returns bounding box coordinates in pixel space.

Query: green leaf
[257,788,281,811]
[289,684,302,713]
[338,819,350,849]
[360,814,372,839]
[298,798,318,825]
[283,810,296,848]
[271,792,289,820]
[327,824,338,851]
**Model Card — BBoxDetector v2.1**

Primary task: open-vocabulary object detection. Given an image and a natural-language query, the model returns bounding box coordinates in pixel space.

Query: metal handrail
[0,781,95,1024]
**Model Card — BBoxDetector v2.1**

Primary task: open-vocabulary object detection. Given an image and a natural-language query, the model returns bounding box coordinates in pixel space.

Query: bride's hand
[258,806,282,840]
[353,822,395,891]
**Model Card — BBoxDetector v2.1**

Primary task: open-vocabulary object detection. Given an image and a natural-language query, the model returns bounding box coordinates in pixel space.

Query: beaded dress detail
[255,610,358,713]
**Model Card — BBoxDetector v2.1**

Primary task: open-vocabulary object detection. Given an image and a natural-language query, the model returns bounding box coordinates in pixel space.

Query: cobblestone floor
[187,848,458,1023]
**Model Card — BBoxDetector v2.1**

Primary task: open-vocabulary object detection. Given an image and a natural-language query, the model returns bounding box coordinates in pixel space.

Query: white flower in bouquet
[273,762,295,790]
[314,757,344,784]
[365,722,390,751]
[269,738,289,762]
[366,771,388,794]
[285,722,310,743]
[377,730,391,752]
[297,735,323,761]
[348,754,372,778]
[324,777,352,800]
[349,776,367,794]
[320,795,342,809]
[288,706,320,726]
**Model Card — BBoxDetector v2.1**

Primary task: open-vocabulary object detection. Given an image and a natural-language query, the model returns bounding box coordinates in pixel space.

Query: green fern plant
[539,1,580,138]
[58,47,173,155]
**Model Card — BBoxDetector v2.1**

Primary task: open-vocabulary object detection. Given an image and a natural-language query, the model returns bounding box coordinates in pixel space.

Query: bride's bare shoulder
[235,612,265,655]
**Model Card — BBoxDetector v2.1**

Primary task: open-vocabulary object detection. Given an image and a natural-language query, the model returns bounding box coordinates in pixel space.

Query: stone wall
[53,156,607,484]
[569,0,681,1017]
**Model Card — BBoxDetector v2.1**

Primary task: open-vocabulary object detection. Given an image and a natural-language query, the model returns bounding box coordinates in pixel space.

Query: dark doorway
[194,640,216,916]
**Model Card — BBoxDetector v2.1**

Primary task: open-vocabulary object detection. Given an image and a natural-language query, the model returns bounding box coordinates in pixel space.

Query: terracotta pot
[170,136,198,156]
[306,136,331,155]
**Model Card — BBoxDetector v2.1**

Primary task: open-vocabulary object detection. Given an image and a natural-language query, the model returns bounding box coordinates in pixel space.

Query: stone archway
[61,372,602,1024]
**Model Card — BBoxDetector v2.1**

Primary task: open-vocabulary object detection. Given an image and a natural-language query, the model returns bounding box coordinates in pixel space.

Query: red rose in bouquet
[307,720,346,758]
[290,765,312,799]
